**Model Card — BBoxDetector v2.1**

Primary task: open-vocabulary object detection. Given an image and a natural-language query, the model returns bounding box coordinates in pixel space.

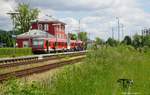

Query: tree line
[95,34,150,50]
[0,30,14,47]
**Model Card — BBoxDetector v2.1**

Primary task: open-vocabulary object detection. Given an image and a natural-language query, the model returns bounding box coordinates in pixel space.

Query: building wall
[17,38,32,48]
[31,22,66,39]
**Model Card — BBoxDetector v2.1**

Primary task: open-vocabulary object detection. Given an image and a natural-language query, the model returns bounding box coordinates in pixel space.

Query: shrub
[0,48,32,58]
[1,79,49,95]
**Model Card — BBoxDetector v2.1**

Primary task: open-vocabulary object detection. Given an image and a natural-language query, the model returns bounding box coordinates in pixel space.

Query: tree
[78,32,88,49]
[78,32,88,42]
[0,30,14,47]
[106,38,119,46]
[95,37,103,45]
[13,3,39,34]
[132,35,143,48]
[143,35,150,47]
[68,33,78,40]
[122,36,132,45]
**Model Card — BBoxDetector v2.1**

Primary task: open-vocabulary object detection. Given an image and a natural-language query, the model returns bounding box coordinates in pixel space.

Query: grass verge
[1,46,150,95]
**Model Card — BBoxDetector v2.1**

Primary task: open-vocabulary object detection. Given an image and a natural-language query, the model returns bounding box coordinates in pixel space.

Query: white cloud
[0,0,17,30]
[0,0,150,40]
[20,0,114,11]
[38,8,55,19]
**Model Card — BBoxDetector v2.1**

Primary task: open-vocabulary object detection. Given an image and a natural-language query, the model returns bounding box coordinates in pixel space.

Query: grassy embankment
[0,48,32,58]
[1,46,150,95]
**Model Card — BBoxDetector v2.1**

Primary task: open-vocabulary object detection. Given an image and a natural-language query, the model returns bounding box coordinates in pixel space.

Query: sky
[0,0,150,40]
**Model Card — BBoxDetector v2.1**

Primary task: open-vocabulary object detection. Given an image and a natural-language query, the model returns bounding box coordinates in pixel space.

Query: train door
[46,40,49,53]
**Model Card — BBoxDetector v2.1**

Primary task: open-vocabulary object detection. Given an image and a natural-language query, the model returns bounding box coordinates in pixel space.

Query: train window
[39,40,44,45]
[33,40,38,48]
[39,40,44,48]
[33,39,44,48]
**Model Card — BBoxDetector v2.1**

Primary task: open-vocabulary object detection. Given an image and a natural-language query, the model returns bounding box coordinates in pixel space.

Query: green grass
[1,46,150,95]
[0,48,32,58]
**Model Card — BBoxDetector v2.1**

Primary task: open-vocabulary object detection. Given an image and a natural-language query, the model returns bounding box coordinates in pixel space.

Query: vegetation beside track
[1,46,150,94]
[0,48,32,58]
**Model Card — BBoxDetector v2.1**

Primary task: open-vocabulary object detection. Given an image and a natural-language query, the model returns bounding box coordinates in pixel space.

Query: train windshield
[33,39,44,48]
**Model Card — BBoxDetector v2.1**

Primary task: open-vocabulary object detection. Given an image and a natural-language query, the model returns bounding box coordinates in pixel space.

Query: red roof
[32,18,66,25]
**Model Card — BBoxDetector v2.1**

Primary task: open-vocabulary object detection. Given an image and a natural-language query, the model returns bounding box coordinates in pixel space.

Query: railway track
[0,56,85,82]
[0,51,86,68]
[0,52,86,82]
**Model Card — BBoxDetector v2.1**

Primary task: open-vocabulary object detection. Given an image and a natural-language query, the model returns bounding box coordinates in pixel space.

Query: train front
[32,38,47,53]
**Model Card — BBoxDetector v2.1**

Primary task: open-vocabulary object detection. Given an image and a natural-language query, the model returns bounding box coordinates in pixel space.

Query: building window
[58,25,61,32]
[55,26,58,32]
[38,24,43,30]
[23,41,29,48]
[44,24,49,31]
[62,34,64,38]
[59,34,61,38]
[61,26,64,31]
[60,34,61,38]
[57,34,59,38]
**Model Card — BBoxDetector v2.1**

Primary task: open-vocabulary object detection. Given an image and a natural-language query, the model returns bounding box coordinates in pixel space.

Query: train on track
[32,37,84,53]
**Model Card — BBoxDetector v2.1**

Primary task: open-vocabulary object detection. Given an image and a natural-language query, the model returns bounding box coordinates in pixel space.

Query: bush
[1,79,49,95]
[0,48,32,58]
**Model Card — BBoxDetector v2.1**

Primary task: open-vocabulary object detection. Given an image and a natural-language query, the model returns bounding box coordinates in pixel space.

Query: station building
[16,18,67,48]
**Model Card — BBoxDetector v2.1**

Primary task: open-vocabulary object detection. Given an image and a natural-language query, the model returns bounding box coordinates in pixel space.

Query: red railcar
[32,37,83,53]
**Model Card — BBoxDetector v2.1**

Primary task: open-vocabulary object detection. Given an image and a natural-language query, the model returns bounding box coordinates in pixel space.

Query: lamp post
[7,11,19,57]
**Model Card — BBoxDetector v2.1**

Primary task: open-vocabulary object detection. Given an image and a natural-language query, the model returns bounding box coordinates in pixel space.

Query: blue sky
[0,0,150,40]
[138,0,150,12]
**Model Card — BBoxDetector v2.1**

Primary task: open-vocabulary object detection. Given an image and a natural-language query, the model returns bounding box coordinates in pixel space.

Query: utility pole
[112,27,114,39]
[78,19,81,41]
[116,17,120,41]
[89,32,90,40]
[79,19,81,33]
[121,24,124,40]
